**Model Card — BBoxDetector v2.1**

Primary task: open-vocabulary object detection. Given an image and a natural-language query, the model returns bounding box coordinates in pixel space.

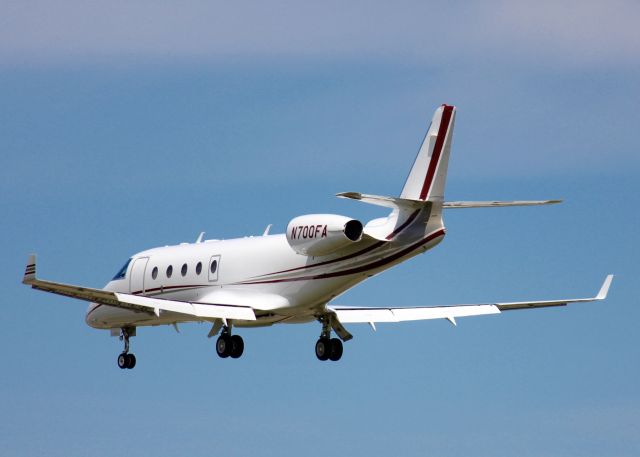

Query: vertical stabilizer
[400,104,456,202]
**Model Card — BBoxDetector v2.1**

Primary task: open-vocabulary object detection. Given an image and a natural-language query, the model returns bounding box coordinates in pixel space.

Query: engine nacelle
[286,214,363,256]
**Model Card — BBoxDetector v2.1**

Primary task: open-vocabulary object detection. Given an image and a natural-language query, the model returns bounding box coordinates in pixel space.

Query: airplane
[22,104,613,369]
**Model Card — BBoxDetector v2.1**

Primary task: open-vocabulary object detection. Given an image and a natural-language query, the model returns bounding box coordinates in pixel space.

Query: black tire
[216,335,231,358]
[230,335,244,359]
[117,353,128,369]
[329,338,343,361]
[315,338,330,361]
[126,353,136,369]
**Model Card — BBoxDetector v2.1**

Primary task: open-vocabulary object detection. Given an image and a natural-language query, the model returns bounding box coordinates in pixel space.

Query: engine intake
[286,214,363,256]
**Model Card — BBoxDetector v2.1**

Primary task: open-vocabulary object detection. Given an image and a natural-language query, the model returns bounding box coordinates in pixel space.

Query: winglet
[596,275,614,300]
[23,254,37,284]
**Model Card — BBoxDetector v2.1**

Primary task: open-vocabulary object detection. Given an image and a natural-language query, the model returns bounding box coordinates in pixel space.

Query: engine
[286,214,364,256]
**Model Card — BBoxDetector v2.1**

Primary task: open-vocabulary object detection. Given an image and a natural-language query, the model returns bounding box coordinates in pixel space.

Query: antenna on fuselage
[195,232,205,243]
[263,224,272,236]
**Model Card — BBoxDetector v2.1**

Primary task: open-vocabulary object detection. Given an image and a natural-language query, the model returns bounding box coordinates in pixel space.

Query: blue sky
[1,2,639,456]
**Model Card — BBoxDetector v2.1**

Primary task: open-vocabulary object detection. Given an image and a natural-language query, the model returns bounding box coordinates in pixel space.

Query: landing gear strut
[315,316,343,362]
[117,327,136,369]
[215,325,244,359]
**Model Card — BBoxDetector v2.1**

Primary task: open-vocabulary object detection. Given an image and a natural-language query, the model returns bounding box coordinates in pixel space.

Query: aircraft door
[129,257,149,294]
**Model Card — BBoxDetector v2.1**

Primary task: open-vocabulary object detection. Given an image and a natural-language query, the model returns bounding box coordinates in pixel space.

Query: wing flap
[114,293,256,320]
[332,304,500,323]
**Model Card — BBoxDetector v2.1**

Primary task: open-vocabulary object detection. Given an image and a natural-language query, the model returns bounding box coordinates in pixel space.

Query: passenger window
[181,263,187,277]
[166,265,173,278]
[196,262,202,275]
[208,255,220,282]
[152,267,158,280]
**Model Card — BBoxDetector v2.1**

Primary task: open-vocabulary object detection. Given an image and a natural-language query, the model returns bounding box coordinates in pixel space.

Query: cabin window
[196,262,202,275]
[181,263,188,276]
[166,265,173,278]
[112,258,131,280]
[208,255,220,282]
[152,267,158,280]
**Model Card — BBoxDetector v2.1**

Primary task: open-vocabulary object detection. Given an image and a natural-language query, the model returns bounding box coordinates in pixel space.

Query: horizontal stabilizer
[337,192,430,210]
[443,200,562,209]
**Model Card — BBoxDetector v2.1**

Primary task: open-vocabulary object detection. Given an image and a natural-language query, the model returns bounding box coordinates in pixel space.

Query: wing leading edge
[331,275,613,325]
[22,255,256,321]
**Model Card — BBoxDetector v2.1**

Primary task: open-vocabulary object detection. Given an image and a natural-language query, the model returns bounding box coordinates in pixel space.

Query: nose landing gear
[117,327,136,369]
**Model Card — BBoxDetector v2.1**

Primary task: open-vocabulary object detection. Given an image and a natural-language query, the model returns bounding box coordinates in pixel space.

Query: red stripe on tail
[419,105,454,200]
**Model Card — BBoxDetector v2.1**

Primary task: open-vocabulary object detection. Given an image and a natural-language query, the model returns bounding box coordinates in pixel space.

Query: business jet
[22,104,613,369]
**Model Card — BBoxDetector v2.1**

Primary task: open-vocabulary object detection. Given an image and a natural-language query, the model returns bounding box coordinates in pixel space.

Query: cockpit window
[112,258,132,280]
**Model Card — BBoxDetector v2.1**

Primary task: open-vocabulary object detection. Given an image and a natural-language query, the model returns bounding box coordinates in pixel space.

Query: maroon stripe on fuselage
[385,209,420,240]
[238,228,445,285]
[262,240,387,277]
[419,105,453,200]
[254,209,423,279]
[131,284,206,296]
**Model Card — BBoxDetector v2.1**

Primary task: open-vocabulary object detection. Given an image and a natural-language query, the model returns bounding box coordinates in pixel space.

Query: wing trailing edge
[331,275,613,324]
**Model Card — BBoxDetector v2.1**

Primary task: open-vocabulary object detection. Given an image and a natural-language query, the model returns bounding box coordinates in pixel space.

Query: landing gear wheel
[118,353,136,369]
[329,338,343,361]
[230,335,244,359]
[216,334,232,358]
[315,338,331,361]
[118,353,128,369]
[126,353,136,369]
[117,327,136,370]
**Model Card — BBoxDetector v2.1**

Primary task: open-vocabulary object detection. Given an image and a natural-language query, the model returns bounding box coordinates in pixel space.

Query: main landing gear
[315,337,343,361]
[315,316,343,362]
[215,326,244,359]
[117,327,136,369]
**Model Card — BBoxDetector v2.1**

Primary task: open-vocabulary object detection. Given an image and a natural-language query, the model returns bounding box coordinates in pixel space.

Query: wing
[331,275,613,325]
[22,255,255,321]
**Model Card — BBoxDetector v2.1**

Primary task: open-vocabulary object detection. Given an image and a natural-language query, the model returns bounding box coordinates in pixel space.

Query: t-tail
[400,104,456,203]
[338,104,560,240]
[338,104,457,239]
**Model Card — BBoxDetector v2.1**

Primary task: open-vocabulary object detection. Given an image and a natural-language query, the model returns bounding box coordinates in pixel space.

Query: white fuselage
[86,212,446,330]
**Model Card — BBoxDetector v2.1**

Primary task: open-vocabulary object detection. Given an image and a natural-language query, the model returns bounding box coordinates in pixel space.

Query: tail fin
[400,104,456,202]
